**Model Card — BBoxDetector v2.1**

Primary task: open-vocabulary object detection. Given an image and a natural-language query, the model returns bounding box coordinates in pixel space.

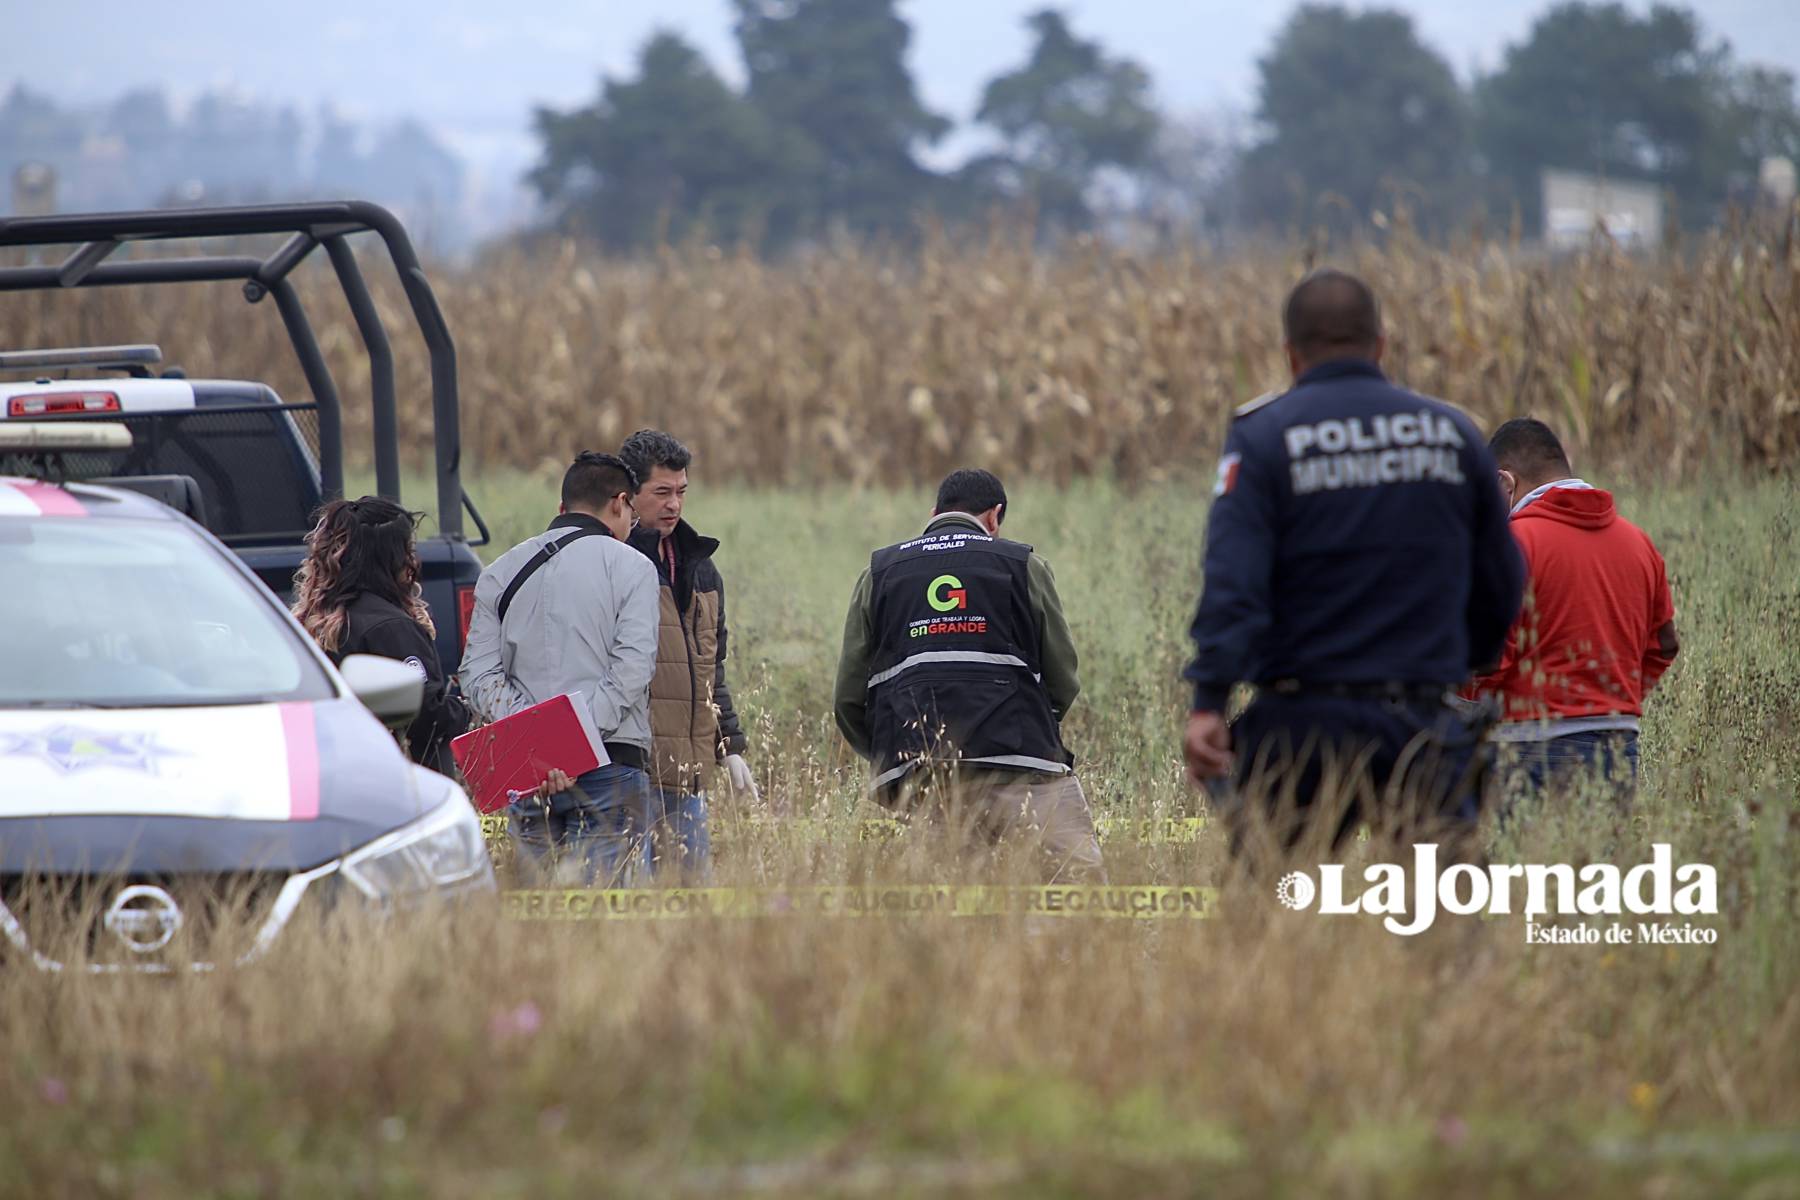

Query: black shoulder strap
[497,528,608,622]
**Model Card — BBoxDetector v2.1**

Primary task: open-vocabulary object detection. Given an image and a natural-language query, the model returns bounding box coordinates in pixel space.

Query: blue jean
[507,764,654,886]
[1500,730,1639,810]
[650,787,710,881]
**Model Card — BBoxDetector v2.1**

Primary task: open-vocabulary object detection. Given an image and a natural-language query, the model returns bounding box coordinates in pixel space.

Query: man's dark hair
[618,429,692,492]
[562,451,637,511]
[1283,268,1383,362]
[935,468,1008,524]
[1488,418,1571,478]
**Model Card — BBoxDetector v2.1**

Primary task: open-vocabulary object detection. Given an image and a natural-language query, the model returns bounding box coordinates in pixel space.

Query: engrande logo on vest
[910,574,987,638]
[928,575,968,611]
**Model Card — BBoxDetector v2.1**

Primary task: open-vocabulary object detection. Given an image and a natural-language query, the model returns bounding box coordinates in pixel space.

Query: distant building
[11,162,56,216]
[1759,156,1796,210]
[1541,169,1662,252]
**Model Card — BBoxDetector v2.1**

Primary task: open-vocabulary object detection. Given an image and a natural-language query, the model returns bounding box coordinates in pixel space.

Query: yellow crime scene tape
[503,884,1217,921]
[480,813,1207,847]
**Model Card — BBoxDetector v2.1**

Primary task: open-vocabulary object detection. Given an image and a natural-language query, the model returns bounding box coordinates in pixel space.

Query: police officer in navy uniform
[1182,269,1525,855]
[835,469,1103,880]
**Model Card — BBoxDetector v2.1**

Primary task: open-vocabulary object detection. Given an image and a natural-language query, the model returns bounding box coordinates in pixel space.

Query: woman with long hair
[293,496,469,775]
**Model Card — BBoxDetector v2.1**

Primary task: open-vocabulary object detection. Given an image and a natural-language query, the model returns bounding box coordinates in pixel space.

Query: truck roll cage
[0,200,479,541]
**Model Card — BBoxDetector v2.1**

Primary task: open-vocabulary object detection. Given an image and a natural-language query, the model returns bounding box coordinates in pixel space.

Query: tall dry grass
[2,800,1795,1196]
[3,220,1796,483]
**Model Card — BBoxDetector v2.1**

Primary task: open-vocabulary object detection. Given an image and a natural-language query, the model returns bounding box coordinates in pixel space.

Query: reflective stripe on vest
[871,753,1073,791]
[866,650,1039,690]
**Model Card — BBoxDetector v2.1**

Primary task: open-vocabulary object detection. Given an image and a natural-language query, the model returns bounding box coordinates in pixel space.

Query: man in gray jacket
[459,452,660,884]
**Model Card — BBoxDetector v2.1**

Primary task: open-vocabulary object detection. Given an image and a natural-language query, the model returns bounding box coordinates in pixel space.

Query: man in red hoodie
[1476,419,1680,804]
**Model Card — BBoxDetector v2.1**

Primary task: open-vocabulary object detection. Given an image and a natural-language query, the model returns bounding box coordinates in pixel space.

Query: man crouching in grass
[833,468,1104,882]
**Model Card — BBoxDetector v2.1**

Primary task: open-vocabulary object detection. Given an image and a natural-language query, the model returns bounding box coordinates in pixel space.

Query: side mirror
[339,655,424,728]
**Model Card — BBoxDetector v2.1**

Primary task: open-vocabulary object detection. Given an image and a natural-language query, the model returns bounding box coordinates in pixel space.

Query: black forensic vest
[865,523,1070,790]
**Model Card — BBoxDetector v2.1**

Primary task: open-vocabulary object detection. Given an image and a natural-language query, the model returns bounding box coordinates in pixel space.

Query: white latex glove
[723,753,758,801]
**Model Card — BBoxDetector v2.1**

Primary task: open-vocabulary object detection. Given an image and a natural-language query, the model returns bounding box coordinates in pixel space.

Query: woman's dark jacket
[333,591,470,777]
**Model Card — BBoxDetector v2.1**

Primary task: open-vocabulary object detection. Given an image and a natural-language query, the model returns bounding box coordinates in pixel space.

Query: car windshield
[0,516,334,708]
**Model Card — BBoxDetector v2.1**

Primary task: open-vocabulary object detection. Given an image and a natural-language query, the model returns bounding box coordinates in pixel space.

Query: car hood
[0,698,443,873]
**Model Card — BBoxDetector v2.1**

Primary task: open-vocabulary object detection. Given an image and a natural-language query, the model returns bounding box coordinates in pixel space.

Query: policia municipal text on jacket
[833,469,1103,881]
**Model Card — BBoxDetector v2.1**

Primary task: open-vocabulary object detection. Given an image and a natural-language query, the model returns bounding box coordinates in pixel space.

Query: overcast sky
[8,0,1799,182]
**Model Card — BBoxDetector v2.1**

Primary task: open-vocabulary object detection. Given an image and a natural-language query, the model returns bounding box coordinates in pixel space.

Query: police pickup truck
[0,202,488,672]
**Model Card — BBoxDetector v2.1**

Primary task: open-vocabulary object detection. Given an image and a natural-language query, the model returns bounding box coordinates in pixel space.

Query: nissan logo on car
[103,885,183,953]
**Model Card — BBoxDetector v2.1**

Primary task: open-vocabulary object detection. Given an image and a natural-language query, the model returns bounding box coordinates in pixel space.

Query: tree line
[0,86,466,243]
[530,1,1800,251]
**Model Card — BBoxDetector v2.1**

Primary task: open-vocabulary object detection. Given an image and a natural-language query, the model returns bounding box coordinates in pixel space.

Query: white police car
[0,424,492,973]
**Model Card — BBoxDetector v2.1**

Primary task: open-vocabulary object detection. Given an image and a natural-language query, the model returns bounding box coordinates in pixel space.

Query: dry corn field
[3,222,1798,481]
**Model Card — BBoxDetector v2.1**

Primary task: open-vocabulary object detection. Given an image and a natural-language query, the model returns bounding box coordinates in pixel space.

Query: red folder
[451,694,603,813]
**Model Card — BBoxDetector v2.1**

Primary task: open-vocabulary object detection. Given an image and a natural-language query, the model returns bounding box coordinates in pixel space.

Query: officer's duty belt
[1264,680,1452,705]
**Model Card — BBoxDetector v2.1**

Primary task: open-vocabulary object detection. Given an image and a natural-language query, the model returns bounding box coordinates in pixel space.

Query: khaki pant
[891,768,1106,882]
